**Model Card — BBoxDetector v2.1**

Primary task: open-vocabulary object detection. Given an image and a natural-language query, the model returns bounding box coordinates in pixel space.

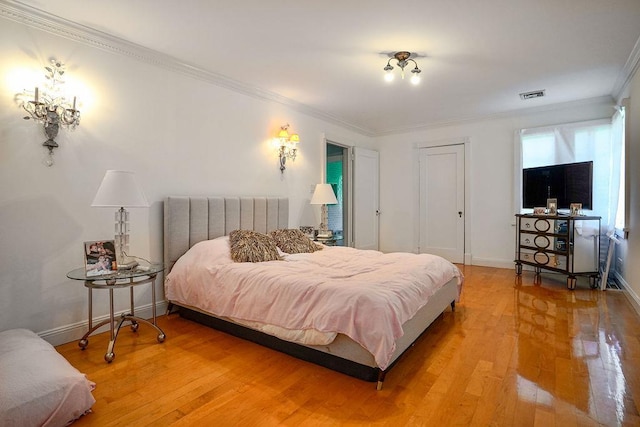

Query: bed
[164,196,462,389]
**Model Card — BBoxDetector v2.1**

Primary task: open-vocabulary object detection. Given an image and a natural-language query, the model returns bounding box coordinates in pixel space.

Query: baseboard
[470,257,514,269]
[615,272,640,316]
[38,300,169,347]
[464,253,472,265]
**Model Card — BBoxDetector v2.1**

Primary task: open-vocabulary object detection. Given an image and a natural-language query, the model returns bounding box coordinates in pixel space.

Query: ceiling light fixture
[383,51,422,85]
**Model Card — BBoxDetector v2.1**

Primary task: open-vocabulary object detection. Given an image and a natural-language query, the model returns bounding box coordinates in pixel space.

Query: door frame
[325,140,352,247]
[413,137,471,265]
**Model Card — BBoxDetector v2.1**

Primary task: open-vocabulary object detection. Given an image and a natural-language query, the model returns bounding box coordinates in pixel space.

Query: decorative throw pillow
[229,230,282,263]
[270,228,323,254]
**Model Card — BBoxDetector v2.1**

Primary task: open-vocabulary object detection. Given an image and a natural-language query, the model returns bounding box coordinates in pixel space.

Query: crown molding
[373,95,615,137]
[612,34,640,102]
[0,0,374,136]
[1,1,629,138]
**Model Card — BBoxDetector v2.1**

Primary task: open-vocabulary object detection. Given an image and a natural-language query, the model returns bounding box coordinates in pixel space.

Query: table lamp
[310,183,338,237]
[91,170,149,269]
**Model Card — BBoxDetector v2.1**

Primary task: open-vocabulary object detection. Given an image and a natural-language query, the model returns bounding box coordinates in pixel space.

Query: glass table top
[67,263,164,282]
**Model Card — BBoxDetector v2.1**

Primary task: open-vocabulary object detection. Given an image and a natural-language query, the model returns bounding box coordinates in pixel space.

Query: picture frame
[570,203,582,216]
[299,226,315,239]
[533,207,546,215]
[546,198,558,215]
[84,240,117,277]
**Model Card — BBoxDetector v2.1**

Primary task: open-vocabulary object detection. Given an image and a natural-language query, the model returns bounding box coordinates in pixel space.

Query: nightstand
[314,236,343,246]
[67,264,166,363]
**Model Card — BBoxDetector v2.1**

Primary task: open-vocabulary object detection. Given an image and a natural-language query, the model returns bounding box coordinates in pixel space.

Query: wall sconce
[20,59,81,166]
[274,124,300,173]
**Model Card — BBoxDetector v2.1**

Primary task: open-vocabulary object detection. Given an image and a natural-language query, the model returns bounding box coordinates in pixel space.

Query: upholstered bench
[0,329,95,426]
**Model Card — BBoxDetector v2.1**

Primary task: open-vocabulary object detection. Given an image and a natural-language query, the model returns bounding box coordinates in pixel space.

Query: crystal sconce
[20,59,81,166]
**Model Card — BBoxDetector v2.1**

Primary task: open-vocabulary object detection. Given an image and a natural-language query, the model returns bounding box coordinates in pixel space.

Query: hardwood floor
[56,265,640,426]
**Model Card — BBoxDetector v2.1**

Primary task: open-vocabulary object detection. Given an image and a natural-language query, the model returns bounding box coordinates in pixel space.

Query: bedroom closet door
[352,147,379,250]
[418,144,464,263]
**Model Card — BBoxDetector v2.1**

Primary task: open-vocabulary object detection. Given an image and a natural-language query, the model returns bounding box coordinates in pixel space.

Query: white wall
[0,17,371,344]
[616,66,640,309]
[373,100,615,268]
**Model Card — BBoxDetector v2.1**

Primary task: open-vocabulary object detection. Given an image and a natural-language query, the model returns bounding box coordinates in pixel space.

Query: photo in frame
[546,198,558,215]
[570,203,582,216]
[84,240,117,277]
[299,226,315,239]
[533,207,546,215]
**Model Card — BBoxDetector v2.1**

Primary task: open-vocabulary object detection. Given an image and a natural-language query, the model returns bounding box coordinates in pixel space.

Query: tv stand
[515,214,601,289]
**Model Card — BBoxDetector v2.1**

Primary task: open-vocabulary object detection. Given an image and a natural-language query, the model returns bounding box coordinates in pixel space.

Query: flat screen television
[522,161,593,210]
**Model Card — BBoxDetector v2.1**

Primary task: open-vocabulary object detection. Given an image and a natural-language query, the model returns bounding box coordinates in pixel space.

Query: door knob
[458,211,463,218]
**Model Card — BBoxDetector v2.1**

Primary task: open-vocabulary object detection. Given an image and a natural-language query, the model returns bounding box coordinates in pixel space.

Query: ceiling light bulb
[383,64,394,82]
[410,67,421,85]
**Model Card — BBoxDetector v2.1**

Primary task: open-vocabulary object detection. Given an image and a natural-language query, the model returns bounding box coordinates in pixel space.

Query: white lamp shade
[310,183,338,205]
[91,170,149,207]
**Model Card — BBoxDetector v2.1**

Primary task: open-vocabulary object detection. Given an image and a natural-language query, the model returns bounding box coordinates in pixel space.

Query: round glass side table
[67,264,166,363]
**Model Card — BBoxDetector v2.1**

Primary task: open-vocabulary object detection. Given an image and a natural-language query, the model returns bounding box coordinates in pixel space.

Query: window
[518,118,622,234]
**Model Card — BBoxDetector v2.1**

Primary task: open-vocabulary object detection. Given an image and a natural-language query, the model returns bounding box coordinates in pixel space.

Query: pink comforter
[165,239,462,370]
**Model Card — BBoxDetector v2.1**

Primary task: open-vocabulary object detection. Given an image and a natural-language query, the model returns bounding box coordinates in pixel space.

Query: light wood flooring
[56,265,640,426]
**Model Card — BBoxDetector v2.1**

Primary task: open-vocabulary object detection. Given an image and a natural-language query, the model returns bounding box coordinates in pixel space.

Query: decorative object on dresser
[310,183,338,236]
[18,59,81,166]
[514,213,601,289]
[91,170,149,269]
[273,123,300,173]
[570,203,583,216]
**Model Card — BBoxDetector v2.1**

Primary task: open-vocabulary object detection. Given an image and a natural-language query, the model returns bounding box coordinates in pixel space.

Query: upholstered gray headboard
[163,196,289,272]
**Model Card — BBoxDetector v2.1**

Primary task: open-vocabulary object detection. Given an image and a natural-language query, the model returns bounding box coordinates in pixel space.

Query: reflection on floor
[508,269,639,426]
[55,265,640,426]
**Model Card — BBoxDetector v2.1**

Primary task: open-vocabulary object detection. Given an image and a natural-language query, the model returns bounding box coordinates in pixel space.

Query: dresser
[515,214,601,289]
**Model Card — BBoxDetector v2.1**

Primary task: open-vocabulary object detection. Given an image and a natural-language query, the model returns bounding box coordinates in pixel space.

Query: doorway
[326,142,349,246]
[418,144,465,263]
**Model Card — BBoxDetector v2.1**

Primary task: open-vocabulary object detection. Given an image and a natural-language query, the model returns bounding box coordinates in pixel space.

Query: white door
[419,144,464,263]
[353,147,379,250]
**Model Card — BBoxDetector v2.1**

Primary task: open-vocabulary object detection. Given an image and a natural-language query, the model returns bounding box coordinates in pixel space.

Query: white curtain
[612,107,626,231]
[519,118,621,234]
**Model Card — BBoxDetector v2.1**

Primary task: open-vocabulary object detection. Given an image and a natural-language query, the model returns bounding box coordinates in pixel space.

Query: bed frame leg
[451,301,456,312]
[376,370,386,390]
[165,302,174,316]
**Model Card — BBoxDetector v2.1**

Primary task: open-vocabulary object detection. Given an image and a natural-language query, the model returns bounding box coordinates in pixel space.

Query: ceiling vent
[519,90,546,100]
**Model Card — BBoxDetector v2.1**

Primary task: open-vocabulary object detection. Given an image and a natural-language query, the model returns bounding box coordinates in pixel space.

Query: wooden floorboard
[56,265,640,426]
